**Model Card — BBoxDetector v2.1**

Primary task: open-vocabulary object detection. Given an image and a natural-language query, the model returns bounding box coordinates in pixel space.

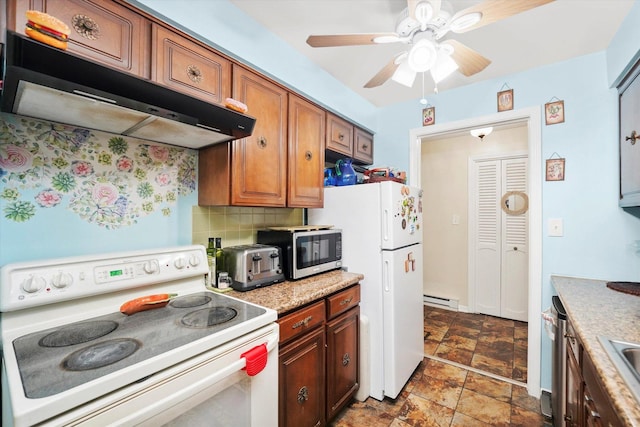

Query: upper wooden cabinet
[151,24,231,105]
[326,113,374,165]
[199,65,288,207]
[619,60,640,207]
[10,0,151,77]
[288,94,325,208]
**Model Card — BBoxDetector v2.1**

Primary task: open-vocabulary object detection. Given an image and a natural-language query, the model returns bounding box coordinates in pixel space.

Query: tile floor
[331,306,550,426]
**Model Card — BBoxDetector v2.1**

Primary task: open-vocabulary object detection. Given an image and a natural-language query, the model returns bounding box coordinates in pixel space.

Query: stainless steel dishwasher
[551,296,567,427]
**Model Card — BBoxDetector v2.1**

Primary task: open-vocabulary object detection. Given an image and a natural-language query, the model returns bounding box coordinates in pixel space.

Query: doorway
[408,106,542,397]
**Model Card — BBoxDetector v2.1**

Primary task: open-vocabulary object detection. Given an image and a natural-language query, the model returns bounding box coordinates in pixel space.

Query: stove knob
[174,257,187,269]
[188,254,201,267]
[51,272,73,289]
[22,275,46,293]
[143,260,159,274]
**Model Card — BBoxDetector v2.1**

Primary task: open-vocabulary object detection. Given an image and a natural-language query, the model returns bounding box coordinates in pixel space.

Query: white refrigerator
[308,180,424,400]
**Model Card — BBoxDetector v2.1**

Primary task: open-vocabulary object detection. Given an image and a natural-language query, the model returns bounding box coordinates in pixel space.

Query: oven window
[296,234,338,268]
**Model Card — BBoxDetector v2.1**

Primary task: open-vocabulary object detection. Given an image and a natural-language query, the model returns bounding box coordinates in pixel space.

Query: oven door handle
[116,334,278,426]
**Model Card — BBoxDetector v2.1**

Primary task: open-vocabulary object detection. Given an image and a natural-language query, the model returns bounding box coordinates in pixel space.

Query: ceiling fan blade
[450,0,554,33]
[442,40,491,77]
[364,56,402,88]
[407,0,418,20]
[306,33,399,47]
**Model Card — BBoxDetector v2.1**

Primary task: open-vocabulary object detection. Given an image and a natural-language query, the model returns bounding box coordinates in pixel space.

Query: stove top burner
[170,295,212,308]
[181,307,238,328]
[39,320,118,348]
[63,339,140,371]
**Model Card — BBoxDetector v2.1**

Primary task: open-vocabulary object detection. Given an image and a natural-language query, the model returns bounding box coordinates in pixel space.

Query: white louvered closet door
[500,158,528,322]
[473,156,528,322]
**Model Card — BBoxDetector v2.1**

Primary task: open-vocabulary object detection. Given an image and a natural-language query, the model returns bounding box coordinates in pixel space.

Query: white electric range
[0,245,278,427]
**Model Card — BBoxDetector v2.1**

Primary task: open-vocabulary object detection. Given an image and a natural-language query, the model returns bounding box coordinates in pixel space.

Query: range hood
[0,31,256,149]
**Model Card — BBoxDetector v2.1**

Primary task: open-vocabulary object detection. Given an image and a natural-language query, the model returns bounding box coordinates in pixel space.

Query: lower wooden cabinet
[277,285,360,427]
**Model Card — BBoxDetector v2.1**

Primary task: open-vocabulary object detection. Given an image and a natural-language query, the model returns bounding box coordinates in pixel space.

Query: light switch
[548,218,563,237]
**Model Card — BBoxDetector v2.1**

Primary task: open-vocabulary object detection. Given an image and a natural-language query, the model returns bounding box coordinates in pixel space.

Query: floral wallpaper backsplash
[0,114,197,229]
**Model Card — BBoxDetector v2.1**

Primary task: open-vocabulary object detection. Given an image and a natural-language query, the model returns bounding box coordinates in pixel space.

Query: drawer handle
[625,130,639,145]
[338,132,344,141]
[257,136,268,148]
[72,14,101,40]
[186,65,203,84]
[362,144,368,150]
[305,150,313,161]
[564,332,576,344]
[339,297,353,306]
[292,316,312,329]
[297,386,309,404]
[342,353,351,366]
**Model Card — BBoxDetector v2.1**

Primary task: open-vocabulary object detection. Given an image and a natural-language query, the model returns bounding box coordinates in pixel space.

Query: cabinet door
[12,0,150,77]
[232,66,288,207]
[151,24,231,104]
[279,326,326,427]
[326,114,353,157]
[353,127,374,165]
[326,307,359,422]
[619,69,640,206]
[288,94,325,208]
[566,347,582,427]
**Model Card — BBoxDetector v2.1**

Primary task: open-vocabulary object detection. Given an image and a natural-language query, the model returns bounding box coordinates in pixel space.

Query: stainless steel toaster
[221,244,285,291]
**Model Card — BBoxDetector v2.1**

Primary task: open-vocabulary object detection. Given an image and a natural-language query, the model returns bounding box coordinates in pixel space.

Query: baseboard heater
[423,295,459,310]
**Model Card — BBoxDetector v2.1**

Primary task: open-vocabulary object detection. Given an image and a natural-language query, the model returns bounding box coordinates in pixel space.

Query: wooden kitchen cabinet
[151,24,231,105]
[199,65,288,207]
[288,94,325,208]
[277,285,360,427]
[9,0,151,77]
[564,318,624,427]
[326,113,374,165]
[619,59,640,207]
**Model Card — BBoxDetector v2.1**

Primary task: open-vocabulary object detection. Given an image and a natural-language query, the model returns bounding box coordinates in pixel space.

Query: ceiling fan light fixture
[430,49,459,83]
[470,126,493,141]
[450,12,482,32]
[391,58,417,87]
[407,39,437,72]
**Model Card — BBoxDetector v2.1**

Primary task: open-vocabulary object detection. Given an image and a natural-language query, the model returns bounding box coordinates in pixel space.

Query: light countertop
[225,270,364,315]
[552,275,640,426]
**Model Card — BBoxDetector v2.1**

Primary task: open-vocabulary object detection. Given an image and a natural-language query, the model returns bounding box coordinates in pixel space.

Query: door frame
[408,106,542,397]
[468,152,528,319]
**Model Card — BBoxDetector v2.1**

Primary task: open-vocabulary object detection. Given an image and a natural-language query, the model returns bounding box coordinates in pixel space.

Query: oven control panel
[0,245,209,312]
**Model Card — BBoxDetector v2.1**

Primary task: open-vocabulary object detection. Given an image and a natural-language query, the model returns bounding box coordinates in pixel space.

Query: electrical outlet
[548,218,563,237]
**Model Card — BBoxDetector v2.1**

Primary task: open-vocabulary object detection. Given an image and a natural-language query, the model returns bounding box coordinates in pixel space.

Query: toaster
[221,244,285,291]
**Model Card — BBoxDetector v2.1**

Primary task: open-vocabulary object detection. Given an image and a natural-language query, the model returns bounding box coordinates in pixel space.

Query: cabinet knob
[362,144,368,150]
[72,14,101,40]
[297,386,309,404]
[342,353,351,366]
[305,150,313,161]
[257,137,268,148]
[338,132,344,141]
[625,130,639,145]
[186,65,203,84]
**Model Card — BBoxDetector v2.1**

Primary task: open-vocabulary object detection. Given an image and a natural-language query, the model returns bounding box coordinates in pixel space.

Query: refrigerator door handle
[383,259,390,292]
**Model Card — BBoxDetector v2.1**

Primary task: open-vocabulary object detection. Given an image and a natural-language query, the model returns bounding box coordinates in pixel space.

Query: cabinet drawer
[326,114,353,157]
[278,300,325,344]
[327,285,360,320]
[354,128,374,165]
[566,320,581,365]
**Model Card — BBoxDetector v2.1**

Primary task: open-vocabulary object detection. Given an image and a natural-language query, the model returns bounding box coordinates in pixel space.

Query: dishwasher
[551,296,567,427]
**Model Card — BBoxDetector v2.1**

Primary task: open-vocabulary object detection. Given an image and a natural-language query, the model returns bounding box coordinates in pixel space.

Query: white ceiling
[229,0,635,107]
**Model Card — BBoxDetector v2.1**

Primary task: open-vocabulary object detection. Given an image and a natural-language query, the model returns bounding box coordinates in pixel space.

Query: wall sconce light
[470,126,493,141]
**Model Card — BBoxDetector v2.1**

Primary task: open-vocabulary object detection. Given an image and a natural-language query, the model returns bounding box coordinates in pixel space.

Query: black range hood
[0,31,256,149]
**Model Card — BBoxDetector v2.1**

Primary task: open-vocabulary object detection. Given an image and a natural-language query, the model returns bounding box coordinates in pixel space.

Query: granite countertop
[551,276,640,427]
[225,270,364,315]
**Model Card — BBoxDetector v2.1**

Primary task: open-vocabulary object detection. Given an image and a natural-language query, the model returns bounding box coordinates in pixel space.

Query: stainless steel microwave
[256,229,342,280]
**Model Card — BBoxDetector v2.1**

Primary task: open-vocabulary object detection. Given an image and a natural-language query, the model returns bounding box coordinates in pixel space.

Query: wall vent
[423,295,459,310]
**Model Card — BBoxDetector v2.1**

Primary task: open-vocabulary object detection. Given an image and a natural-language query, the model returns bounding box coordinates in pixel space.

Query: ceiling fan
[306,0,554,89]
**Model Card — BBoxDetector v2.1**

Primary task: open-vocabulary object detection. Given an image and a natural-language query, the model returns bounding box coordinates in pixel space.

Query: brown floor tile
[463,371,512,403]
[450,411,494,426]
[474,341,514,362]
[423,358,468,386]
[441,332,478,352]
[424,320,449,341]
[511,385,541,413]
[478,330,514,345]
[456,389,511,426]
[447,323,482,339]
[471,353,512,378]
[434,343,474,365]
[397,393,455,426]
[410,375,463,409]
[424,339,440,355]
[330,399,398,426]
[510,405,546,426]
